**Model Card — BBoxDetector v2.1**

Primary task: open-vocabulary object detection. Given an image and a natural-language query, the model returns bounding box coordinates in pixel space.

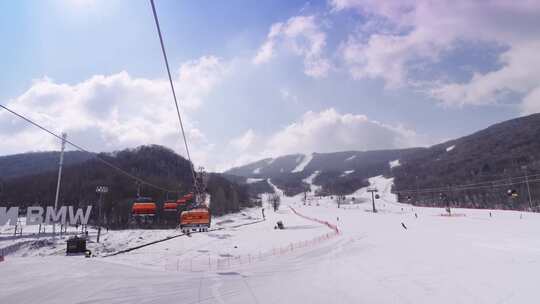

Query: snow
[389,159,401,168]
[340,170,354,177]
[266,178,284,197]
[3,176,540,303]
[246,178,264,184]
[291,153,313,173]
[303,170,322,194]
[446,145,455,152]
[345,154,356,161]
[252,167,261,174]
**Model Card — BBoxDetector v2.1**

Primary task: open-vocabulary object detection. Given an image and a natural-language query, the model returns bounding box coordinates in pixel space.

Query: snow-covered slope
[226,149,417,196]
[2,177,540,303]
[291,153,313,173]
[389,159,400,168]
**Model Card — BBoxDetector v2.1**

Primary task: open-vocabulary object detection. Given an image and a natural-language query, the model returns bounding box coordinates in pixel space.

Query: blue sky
[1,0,539,171]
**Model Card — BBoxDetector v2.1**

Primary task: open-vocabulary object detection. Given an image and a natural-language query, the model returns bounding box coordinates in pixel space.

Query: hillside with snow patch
[226,149,417,196]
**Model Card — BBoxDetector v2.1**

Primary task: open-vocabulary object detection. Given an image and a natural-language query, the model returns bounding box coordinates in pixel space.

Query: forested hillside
[225,149,420,196]
[226,114,540,211]
[0,151,94,179]
[0,145,254,227]
[4,114,540,216]
[393,114,540,210]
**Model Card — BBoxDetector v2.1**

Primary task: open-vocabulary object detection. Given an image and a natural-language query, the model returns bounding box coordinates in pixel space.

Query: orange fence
[165,208,340,272]
[165,230,339,272]
[289,206,340,233]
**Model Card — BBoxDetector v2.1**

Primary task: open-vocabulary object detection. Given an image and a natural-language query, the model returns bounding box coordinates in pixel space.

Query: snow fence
[164,207,340,272]
[289,206,340,233]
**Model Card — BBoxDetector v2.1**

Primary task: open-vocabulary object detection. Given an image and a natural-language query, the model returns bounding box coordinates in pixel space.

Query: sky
[1,0,540,172]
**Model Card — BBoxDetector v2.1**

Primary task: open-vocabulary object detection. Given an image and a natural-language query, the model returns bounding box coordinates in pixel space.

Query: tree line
[0,145,257,228]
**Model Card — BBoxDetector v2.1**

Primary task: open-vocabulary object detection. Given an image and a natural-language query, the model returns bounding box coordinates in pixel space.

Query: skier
[262,208,266,220]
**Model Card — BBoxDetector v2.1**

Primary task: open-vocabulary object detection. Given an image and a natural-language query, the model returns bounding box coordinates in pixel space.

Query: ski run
[2,176,540,303]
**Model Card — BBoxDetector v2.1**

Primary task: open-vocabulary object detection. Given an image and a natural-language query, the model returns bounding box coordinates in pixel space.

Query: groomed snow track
[104,218,266,257]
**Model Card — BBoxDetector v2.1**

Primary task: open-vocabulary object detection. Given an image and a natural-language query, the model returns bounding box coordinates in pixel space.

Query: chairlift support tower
[367,188,379,213]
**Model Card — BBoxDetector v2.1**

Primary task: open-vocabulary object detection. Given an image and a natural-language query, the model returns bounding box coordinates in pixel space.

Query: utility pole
[367,188,378,213]
[96,186,109,243]
[525,174,533,210]
[415,176,419,205]
[53,132,67,237]
[522,166,533,210]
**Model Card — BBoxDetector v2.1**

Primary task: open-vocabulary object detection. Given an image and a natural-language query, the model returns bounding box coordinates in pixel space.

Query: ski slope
[2,176,540,303]
[292,153,313,173]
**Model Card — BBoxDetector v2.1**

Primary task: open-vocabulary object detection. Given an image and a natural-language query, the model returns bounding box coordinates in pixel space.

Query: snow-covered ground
[303,170,322,195]
[292,153,313,173]
[345,154,356,161]
[341,169,354,176]
[246,177,264,184]
[2,176,540,303]
[389,159,401,168]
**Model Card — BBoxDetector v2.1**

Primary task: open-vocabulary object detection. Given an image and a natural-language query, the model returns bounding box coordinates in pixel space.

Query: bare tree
[268,193,281,212]
[335,194,346,208]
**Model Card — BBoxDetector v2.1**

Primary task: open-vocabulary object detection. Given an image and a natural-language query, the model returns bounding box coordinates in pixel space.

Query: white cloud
[253,15,331,78]
[332,0,540,110]
[521,87,540,115]
[229,129,256,152]
[264,108,424,155]
[430,41,540,107]
[177,56,229,110]
[0,56,227,166]
[252,40,275,65]
[253,23,283,64]
[221,108,427,170]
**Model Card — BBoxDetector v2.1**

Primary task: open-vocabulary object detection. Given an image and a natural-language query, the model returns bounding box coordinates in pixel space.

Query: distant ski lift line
[395,175,540,194]
[0,104,176,193]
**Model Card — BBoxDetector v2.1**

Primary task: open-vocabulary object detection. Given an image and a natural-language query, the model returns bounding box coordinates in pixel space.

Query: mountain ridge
[0,145,255,227]
[225,113,540,210]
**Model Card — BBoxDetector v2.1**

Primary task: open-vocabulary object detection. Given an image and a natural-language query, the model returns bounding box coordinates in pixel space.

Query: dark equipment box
[66,236,87,254]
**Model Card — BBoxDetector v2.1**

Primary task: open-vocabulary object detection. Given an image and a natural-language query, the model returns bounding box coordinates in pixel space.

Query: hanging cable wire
[149,0,198,188]
[394,171,540,194]
[395,175,540,195]
[0,104,176,193]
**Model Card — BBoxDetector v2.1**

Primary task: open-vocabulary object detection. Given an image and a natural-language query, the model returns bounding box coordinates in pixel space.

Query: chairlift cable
[149,0,198,189]
[0,104,175,193]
